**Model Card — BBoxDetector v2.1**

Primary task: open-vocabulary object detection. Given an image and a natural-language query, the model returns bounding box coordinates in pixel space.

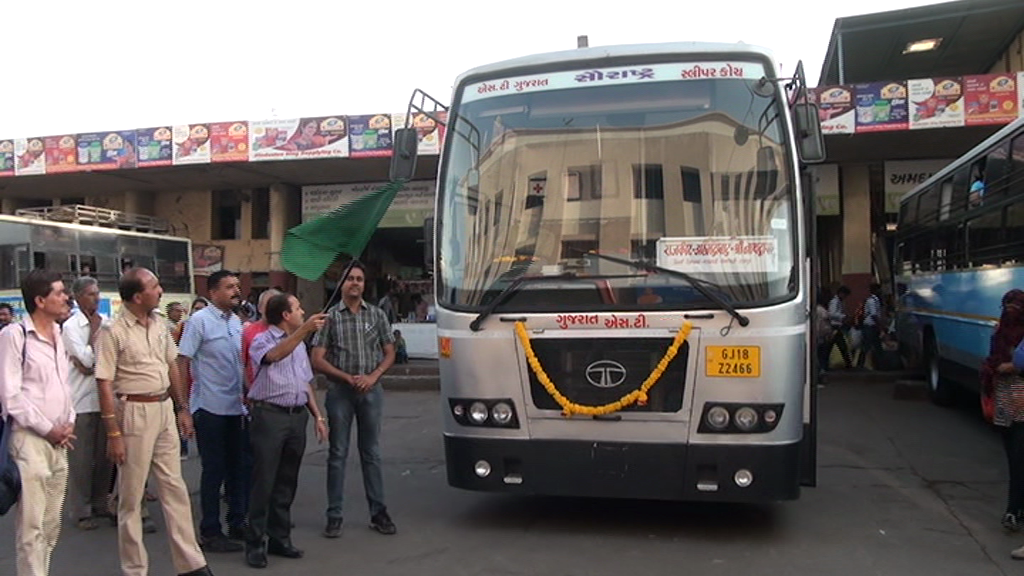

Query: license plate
[705,346,760,377]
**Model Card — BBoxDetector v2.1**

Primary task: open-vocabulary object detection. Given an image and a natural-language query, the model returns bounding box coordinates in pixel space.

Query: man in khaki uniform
[96,268,214,576]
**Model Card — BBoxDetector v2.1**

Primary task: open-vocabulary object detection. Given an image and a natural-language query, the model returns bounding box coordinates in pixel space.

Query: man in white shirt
[63,277,115,531]
[826,286,853,370]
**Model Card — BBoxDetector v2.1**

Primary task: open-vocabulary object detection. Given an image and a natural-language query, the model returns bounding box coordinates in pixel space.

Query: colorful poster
[1019,72,1024,119]
[192,244,224,275]
[44,135,79,173]
[136,127,173,167]
[172,124,211,165]
[908,78,964,129]
[249,116,348,161]
[14,138,45,175]
[391,112,445,155]
[210,122,249,162]
[348,114,393,158]
[76,131,137,170]
[816,86,855,135]
[964,74,1018,126]
[853,81,909,132]
[0,140,14,177]
[301,181,436,226]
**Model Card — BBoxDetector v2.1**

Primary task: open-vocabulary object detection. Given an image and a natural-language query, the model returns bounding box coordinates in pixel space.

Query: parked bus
[0,212,194,317]
[391,42,825,502]
[894,116,1024,405]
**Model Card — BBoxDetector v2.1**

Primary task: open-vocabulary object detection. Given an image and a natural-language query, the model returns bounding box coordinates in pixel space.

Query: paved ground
[2,373,1022,575]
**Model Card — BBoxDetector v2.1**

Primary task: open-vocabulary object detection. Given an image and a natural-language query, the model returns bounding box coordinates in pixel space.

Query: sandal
[77,517,99,531]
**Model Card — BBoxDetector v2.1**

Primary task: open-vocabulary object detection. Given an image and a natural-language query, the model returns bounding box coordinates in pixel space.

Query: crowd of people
[0,261,397,575]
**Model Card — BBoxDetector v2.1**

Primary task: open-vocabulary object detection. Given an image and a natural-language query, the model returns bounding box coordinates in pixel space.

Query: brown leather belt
[119,392,170,403]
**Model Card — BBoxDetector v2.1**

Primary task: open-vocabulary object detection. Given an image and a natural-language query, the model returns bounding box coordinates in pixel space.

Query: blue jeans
[325,384,386,520]
[193,410,250,537]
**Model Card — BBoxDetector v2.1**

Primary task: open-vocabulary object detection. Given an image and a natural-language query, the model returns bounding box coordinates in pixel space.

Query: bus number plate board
[706,346,760,377]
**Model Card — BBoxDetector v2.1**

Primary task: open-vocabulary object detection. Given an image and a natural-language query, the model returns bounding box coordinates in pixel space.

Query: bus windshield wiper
[470,274,553,332]
[583,251,750,327]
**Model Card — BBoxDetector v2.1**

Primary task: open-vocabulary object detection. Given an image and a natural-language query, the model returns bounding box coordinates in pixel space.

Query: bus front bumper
[444,435,801,502]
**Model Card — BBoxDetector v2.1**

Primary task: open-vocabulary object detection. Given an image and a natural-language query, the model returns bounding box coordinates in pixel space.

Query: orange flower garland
[514,320,693,417]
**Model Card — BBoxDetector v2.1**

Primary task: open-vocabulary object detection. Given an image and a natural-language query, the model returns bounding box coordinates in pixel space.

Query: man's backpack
[0,323,28,515]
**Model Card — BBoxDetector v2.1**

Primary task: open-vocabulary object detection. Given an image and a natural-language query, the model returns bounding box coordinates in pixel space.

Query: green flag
[282,179,406,280]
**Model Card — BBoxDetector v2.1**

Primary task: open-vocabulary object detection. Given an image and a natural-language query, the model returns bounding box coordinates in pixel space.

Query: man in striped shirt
[311,261,396,539]
[856,283,885,370]
[244,294,327,568]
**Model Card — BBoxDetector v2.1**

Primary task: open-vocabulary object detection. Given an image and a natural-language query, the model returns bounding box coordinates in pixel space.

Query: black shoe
[323,518,343,539]
[267,539,303,559]
[227,525,247,541]
[370,511,397,535]
[245,543,268,569]
[179,566,214,576]
[200,533,244,553]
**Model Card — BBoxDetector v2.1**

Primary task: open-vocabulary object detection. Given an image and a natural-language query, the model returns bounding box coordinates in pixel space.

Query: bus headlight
[491,402,514,426]
[706,406,730,430]
[734,407,759,431]
[468,402,489,425]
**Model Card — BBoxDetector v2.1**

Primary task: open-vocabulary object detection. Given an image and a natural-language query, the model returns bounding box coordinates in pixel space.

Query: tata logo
[585,360,627,388]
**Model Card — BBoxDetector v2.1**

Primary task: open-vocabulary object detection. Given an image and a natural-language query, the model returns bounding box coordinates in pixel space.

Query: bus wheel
[925,335,956,406]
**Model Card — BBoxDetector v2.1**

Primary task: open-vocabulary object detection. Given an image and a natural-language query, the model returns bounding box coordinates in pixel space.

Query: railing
[14,204,170,234]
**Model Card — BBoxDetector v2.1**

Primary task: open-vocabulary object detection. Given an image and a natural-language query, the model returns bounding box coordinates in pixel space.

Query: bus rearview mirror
[793,103,825,164]
[390,128,419,181]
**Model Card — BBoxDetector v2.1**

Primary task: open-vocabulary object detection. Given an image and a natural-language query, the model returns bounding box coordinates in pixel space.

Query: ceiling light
[903,38,942,54]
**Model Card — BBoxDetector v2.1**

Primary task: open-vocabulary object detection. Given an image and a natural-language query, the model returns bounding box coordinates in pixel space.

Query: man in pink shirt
[242,289,282,389]
[0,269,75,576]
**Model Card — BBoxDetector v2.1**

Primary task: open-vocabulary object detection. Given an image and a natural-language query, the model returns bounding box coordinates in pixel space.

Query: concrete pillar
[1,197,19,214]
[269,184,300,297]
[123,191,154,215]
[840,163,874,304]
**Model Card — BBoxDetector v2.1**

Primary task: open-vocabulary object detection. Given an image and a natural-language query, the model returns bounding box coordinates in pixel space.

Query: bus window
[918,186,940,226]
[982,141,1010,203]
[966,210,1004,267]
[1011,134,1024,197]
[1006,203,1024,264]
[938,178,953,221]
[950,166,970,214]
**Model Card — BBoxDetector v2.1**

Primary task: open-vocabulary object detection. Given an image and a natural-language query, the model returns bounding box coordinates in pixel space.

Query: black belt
[250,400,306,415]
[119,392,170,403]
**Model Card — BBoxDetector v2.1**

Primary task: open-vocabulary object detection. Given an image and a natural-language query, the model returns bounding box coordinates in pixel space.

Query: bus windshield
[437,59,797,312]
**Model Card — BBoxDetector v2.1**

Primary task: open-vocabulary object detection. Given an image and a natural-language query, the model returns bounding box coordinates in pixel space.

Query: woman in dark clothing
[981,289,1024,532]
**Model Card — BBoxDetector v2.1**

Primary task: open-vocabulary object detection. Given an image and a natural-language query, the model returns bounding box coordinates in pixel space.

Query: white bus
[0,212,194,317]
[392,42,825,501]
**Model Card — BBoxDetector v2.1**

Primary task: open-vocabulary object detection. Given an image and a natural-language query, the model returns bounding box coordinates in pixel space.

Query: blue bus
[894,115,1024,404]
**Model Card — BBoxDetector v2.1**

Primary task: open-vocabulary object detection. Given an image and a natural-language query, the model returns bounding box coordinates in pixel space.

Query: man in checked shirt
[312,260,396,539]
[243,293,327,568]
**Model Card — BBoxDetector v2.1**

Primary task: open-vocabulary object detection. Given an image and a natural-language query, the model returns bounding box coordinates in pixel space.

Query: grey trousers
[67,412,114,520]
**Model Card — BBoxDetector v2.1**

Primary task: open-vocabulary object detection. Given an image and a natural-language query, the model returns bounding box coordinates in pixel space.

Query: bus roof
[899,114,1024,206]
[454,42,780,88]
[0,213,191,245]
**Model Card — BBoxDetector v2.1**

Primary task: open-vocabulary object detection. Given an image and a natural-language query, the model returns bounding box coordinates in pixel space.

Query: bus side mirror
[793,103,825,164]
[390,128,419,181]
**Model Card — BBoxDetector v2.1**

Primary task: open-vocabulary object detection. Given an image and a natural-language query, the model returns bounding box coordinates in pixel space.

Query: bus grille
[526,338,687,413]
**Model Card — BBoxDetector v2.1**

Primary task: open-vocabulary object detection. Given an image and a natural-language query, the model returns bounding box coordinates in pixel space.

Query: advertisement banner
[964,74,1018,126]
[136,127,174,167]
[76,131,138,171]
[301,180,435,227]
[393,111,447,156]
[249,116,349,162]
[348,114,393,158]
[192,244,224,276]
[14,138,45,175]
[1020,72,1024,118]
[908,78,964,129]
[883,159,952,213]
[210,121,249,162]
[172,124,211,165]
[0,140,14,177]
[656,236,779,274]
[44,135,79,173]
[853,81,909,132]
[816,86,855,134]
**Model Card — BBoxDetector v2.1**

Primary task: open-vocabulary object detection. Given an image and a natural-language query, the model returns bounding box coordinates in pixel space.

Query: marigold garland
[514,320,693,417]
